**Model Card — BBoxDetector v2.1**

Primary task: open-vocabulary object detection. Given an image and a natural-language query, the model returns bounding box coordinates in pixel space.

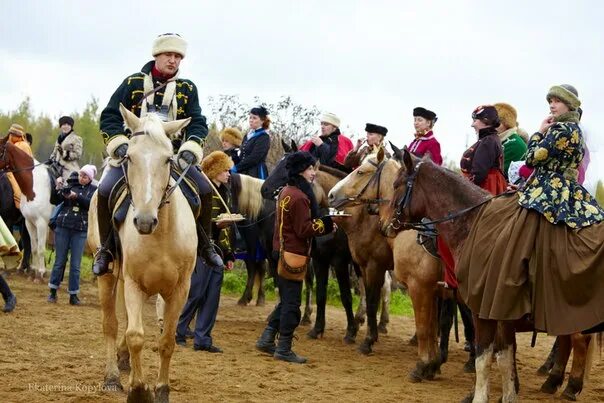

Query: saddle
[45,162,63,206]
[108,164,202,228]
[415,218,439,259]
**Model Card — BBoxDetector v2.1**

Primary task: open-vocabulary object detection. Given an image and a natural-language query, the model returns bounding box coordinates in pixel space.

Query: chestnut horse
[89,105,197,403]
[329,149,455,381]
[387,149,600,402]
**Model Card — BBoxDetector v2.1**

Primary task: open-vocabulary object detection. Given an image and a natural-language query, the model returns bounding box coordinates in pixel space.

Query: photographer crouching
[47,165,97,305]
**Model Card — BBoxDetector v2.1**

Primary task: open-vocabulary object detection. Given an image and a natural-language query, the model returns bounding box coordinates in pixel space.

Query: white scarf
[140,71,179,122]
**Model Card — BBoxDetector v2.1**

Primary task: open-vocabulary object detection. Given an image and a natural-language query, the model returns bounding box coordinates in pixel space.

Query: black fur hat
[365,123,388,136]
[250,106,269,119]
[471,105,500,127]
[286,151,316,177]
[413,107,437,122]
[59,116,74,127]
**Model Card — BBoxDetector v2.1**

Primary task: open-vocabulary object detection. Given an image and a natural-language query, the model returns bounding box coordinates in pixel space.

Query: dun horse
[90,105,197,403]
[387,149,601,402]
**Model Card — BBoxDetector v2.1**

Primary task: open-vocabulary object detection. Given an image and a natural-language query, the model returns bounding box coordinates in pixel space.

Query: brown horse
[0,138,35,202]
[328,149,447,381]
[89,106,197,403]
[387,149,600,402]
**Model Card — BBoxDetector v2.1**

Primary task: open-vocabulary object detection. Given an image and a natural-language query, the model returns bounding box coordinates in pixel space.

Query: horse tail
[583,332,602,382]
[237,174,264,221]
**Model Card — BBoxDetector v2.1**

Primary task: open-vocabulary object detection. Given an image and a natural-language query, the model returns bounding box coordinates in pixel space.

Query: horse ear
[291,139,298,152]
[120,104,140,132]
[389,141,403,162]
[281,138,291,153]
[403,147,414,175]
[377,146,385,162]
[163,118,192,139]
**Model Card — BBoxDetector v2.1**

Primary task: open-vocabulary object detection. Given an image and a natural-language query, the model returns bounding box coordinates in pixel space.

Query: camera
[61,185,72,197]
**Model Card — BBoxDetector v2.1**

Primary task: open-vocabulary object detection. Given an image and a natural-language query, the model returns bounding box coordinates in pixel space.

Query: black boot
[274,334,307,364]
[47,288,57,303]
[69,294,81,306]
[197,193,223,268]
[256,326,278,355]
[93,193,115,276]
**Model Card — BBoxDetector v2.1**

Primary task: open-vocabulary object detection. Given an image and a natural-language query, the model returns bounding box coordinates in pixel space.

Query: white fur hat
[152,33,187,58]
[320,112,340,128]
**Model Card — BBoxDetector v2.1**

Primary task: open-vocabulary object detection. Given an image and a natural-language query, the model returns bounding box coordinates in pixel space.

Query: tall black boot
[198,193,223,268]
[256,326,278,355]
[93,193,115,276]
[274,334,307,364]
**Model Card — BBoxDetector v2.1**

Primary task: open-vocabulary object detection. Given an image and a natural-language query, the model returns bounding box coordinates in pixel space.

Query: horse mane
[130,114,173,148]
[237,174,265,221]
[318,164,348,179]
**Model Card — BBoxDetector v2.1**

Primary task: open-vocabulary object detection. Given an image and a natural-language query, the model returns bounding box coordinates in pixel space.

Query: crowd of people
[1,32,601,370]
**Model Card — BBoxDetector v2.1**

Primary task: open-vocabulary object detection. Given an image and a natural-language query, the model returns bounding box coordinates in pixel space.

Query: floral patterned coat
[517,112,604,228]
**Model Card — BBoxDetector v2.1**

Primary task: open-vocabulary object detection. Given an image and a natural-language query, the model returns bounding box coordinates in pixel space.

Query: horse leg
[541,336,570,394]
[462,316,497,403]
[459,302,476,373]
[378,271,391,334]
[308,259,328,339]
[561,333,592,401]
[155,280,190,403]
[123,277,153,403]
[537,338,559,375]
[354,272,367,326]
[255,260,266,306]
[98,273,123,391]
[495,322,519,403]
[155,295,165,333]
[300,267,313,326]
[334,258,358,344]
[438,296,454,365]
[358,263,385,355]
[238,260,255,306]
[17,219,31,273]
[407,281,440,382]
[33,218,48,282]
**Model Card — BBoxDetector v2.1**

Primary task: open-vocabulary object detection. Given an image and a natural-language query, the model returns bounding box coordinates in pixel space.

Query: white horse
[20,162,55,281]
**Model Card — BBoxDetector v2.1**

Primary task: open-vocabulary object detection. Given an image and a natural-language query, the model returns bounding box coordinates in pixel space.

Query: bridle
[389,159,512,232]
[330,159,390,214]
[0,141,39,178]
[120,130,192,211]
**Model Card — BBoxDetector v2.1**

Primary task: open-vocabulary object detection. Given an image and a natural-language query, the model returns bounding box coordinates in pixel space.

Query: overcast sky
[1,0,602,188]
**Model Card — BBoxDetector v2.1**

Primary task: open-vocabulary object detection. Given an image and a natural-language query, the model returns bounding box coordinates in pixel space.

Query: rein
[330,159,390,210]
[388,159,515,232]
[0,142,40,178]
[121,130,191,210]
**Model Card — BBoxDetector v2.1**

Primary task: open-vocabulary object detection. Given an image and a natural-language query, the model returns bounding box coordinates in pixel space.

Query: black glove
[177,150,197,169]
[114,143,128,159]
[319,215,335,234]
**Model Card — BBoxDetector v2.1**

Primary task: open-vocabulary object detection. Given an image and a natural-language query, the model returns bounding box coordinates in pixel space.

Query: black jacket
[55,172,97,232]
[306,129,346,171]
[233,129,270,179]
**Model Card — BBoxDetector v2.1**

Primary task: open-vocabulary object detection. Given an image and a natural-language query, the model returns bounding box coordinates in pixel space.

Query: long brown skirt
[457,193,604,335]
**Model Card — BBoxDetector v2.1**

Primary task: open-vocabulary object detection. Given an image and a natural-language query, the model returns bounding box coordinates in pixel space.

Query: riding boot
[92,193,115,276]
[197,193,223,268]
[274,334,307,364]
[255,326,278,355]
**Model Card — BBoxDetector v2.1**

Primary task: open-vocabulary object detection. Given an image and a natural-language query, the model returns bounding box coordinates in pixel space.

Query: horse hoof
[561,389,578,402]
[154,384,170,403]
[118,356,131,372]
[536,364,550,376]
[377,324,388,334]
[256,298,266,307]
[127,384,154,403]
[307,328,324,340]
[343,334,356,345]
[300,316,312,326]
[104,375,123,392]
[358,342,372,355]
[355,316,366,326]
[540,374,563,394]
[460,392,474,403]
[463,359,476,374]
[407,367,424,383]
[237,298,248,306]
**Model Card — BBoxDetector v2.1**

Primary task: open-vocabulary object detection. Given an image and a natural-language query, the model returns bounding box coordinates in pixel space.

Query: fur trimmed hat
[8,123,25,137]
[152,33,187,58]
[546,84,581,111]
[493,103,517,129]
[365,123,388,136]
[59,115,74,127]
[413,107,437,122]
[286,151,316,177]
[320,112,340,128]
[471,105,500,127]
[201,151,234,180]
[219,127,243,147]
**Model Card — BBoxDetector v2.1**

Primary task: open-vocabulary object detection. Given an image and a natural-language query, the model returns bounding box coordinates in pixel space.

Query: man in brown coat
[256,151,335,363]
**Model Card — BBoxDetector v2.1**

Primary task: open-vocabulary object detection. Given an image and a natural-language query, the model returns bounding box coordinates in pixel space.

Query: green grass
[45,251,415,317]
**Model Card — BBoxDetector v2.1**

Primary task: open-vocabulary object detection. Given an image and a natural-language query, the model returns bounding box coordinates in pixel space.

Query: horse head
[119,104,190,235]
[2,140,36,201]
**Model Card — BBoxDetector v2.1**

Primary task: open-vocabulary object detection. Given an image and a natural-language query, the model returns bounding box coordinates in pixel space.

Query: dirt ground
[0,273,602,403]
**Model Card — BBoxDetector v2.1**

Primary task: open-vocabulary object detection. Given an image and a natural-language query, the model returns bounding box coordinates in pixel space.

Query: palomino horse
[387,149,600,402]
[329,149,456,381]
[90,105,197,403]
[262,156,360,342]
[0,139,35,270]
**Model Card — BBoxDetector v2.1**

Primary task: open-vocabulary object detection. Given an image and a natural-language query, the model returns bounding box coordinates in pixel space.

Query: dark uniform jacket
[100,60,208,148]
[55,172,97,232]
[233,129,270,179]
[211,183,235,263]
[273,185,333,256]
